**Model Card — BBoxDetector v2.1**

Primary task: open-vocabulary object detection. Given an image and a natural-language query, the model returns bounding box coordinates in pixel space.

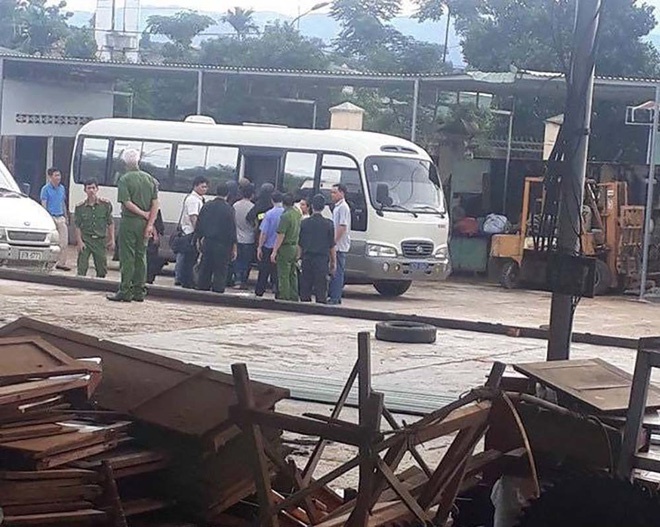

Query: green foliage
[147,10,215,50]
[413,0,446,22]
[331,0,402,57]
[221,6,259,40]
[14,0,72,55]
[331,0,401,21]
[64,25,97,59]
[0,0,17,49]
[447,0,659,76]
[200,22,328,70]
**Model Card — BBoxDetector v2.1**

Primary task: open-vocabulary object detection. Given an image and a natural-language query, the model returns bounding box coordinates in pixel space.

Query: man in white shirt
[328,183,351,305]
[233,183,257,289]
[175,176,208,288]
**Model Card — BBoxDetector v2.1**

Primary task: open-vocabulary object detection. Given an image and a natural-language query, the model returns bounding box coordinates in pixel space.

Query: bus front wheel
[373,280,412,297]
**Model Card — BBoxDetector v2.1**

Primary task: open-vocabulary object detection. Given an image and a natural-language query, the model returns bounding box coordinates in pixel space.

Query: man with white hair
[107,149,159,302]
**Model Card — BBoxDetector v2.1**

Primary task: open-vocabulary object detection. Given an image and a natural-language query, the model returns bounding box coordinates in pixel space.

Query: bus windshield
[365,156,444,214]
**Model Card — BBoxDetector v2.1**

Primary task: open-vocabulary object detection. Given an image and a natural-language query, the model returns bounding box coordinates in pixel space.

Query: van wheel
[373,280,412,297]
[500,260,520,289]
[594,259,613,296]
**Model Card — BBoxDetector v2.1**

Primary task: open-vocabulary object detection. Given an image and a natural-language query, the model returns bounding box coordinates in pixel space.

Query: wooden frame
[231,332,512,527]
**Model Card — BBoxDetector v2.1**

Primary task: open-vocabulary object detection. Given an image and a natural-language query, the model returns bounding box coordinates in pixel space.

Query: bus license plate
[18,250,42,261]
[411,262,429,272]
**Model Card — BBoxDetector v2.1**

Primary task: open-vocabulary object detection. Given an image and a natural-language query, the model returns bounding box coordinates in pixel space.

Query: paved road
[54,259,660,340]
[0,276,650,406]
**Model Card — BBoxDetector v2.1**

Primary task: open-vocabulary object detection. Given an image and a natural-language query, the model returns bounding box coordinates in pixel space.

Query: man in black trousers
[298,194,337,303]
[195,182,237,293]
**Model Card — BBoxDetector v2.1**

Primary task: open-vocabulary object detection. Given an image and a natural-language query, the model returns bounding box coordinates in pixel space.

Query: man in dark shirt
[298,194,337,304]
[195,182,237,293]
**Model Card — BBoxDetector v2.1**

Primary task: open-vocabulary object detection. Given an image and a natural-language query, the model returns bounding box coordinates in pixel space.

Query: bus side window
[283,152,317,198]
[206,146,239,189]
[174,144,207,193]
[141,142,172,188]
[78,138,110,185]
[320,154,367,232]
[111,140,142,185]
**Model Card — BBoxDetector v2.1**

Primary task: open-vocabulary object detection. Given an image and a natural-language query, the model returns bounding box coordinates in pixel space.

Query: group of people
[173,171,352,304]
[41,148,353,304]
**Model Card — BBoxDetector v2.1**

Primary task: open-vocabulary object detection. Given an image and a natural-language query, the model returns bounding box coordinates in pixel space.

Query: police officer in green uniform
[107,149,159,303]
[74,179,115,278]
[271,193,302,302]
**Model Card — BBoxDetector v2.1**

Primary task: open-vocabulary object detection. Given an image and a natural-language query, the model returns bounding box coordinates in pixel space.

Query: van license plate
[411,262,429,272]
[18,251,42,261]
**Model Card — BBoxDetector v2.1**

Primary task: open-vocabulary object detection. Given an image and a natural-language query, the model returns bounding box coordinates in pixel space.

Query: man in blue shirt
[255,191,284,297]
[40,168,70,271]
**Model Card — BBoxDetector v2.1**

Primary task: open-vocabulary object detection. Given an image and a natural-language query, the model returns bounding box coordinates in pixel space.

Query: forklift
[490,177,645,295]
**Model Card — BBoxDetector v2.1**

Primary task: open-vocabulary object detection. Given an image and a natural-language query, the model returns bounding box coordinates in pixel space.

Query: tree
[14,0,72,55]
[221,7,259,40]
[147,10,215,50]
[0,0,17,49]
[200,22,329,69]
[412,0,446,23]
[419,0,660,77]
[64,25,97,59]
[331,0,402,57]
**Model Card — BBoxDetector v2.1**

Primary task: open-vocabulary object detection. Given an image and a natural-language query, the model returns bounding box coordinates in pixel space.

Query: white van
[0,160,61,270]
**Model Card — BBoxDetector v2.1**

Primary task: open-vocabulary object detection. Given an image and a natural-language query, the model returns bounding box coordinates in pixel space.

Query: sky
[64,0,420,15]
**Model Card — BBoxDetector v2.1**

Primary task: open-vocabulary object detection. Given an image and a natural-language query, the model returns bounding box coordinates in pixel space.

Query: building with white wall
[0,53,115,197]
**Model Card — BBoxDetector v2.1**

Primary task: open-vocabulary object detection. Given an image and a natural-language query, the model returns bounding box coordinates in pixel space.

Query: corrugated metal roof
[0,52,659,86]
[0,51,449,79]
[522,68,660,85]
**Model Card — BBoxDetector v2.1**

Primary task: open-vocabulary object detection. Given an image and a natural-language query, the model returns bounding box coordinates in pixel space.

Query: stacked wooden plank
[0,319,292,526]
[0,337,109,525]
[0,468,105,525]
[0,336,178,526]
[0,317,290,524]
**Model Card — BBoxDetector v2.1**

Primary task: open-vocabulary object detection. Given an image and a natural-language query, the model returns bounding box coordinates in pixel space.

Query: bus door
[240,148,284,190]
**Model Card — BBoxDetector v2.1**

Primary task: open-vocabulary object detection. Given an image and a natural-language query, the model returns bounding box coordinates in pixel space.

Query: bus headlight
[48,230,60,244]
[367,244,398,258]
[0,228,6,242]
[434,244,449,260]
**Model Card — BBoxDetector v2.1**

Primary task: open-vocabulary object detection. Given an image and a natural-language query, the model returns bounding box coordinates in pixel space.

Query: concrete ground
[59,245,660,338]
[3,256,660,489]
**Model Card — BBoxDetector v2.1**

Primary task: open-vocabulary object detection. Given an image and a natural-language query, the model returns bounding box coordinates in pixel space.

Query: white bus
[70,117,450,296]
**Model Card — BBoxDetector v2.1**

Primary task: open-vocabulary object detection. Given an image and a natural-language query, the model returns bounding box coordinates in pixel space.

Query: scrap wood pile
[501,350,660,484]
[0,336,169,526]
[7,318,651,527]
[227,334,660,526]
[229,333,542,527]
[0,318,290,527]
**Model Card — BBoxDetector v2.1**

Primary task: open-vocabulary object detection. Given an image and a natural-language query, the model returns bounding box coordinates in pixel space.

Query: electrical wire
[539,3,603,250]
[535,2,604,307]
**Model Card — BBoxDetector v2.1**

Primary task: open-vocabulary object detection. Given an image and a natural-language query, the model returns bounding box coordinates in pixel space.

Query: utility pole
[639,85,660,300]
[442,7,451,64]
[547,0,601,361]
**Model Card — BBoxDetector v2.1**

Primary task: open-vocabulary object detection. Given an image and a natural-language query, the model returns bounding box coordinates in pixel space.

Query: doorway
[14,137,47,200]
[53,137,75,189]
[242,150,283,191]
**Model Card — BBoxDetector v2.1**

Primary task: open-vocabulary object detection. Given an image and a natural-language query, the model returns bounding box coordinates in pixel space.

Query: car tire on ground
[375,320,437,344]
[373,280,413,297]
